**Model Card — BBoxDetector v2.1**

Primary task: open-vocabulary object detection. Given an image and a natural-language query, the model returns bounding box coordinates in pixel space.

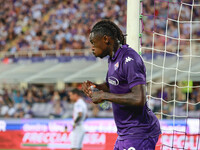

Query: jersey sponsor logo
[114,62,119,70]
[125,56,133,64]
[108,76,119,86]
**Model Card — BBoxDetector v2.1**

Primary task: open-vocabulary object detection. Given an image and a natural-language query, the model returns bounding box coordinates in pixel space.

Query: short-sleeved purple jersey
[106,44,161,139]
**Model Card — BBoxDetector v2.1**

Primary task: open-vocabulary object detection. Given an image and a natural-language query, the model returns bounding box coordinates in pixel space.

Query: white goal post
[126,0,141,53]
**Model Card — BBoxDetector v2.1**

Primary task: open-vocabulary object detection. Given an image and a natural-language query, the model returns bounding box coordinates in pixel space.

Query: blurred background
[0,0,127,119]
[0,0,199,149]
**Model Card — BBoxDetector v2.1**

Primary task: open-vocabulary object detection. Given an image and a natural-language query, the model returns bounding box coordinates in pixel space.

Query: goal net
[138,0,200,149]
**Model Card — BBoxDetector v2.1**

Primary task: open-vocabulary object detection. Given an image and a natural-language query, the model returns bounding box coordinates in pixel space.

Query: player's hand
[91,90,104,104]
[73,123,76,129]
[82,80,96,97]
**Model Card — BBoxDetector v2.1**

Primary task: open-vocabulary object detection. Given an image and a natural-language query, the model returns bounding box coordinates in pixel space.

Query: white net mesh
[140,0,200,149]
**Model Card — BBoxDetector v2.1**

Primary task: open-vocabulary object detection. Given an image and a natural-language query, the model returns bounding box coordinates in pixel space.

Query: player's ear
[103,35,109,45]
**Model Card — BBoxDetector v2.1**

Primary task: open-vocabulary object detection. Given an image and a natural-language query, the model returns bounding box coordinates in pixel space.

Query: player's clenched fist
[90,90,104,104]
[82,80,96,98]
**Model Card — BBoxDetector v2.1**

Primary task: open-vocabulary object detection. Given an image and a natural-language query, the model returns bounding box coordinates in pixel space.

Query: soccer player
[69,89,87,150]
[82,20,161,150]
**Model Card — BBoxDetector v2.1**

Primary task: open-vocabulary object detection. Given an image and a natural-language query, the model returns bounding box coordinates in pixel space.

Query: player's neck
[110,44,120,58]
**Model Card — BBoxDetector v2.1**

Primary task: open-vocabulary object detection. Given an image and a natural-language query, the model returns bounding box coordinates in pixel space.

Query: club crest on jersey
[125,56,133,64]
[114,62,119,70]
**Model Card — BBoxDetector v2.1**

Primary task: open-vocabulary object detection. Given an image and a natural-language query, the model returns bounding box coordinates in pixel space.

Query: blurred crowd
[0,0,199,55]
[142,0,200,54]
[0,0,126,52]
[0,82,199,119]
[149,85,200,119]
[0,83,113,119]
[0,84,70,118]
[0,0,62,52]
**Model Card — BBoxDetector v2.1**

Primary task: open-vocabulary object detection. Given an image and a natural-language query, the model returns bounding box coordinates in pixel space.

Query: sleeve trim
[129,81,146,89]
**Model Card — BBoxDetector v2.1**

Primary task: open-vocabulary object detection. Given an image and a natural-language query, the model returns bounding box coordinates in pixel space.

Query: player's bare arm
[91,84,146,106]
[73,112,82,128]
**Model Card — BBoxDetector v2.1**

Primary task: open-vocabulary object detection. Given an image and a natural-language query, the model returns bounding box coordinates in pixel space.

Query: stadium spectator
[24,104,33,118]
[50,91,61,104]
[0,91,15,117]
[196,91,200,111]
[157,88,168,101]
[24,90,35,106]
[13,103,24,118]
[13,90,24,104]
[49,99,64,118]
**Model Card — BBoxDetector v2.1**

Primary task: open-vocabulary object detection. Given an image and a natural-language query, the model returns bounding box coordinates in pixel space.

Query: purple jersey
[106,44,161,139]
[114,136,159,150]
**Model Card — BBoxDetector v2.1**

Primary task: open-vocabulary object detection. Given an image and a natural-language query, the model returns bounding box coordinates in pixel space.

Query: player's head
[89,19,125,58]
[69,88,82,102]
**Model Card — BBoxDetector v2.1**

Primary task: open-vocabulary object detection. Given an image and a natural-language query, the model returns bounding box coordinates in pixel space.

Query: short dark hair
[70,88,82,96]
[91,19,126,45]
